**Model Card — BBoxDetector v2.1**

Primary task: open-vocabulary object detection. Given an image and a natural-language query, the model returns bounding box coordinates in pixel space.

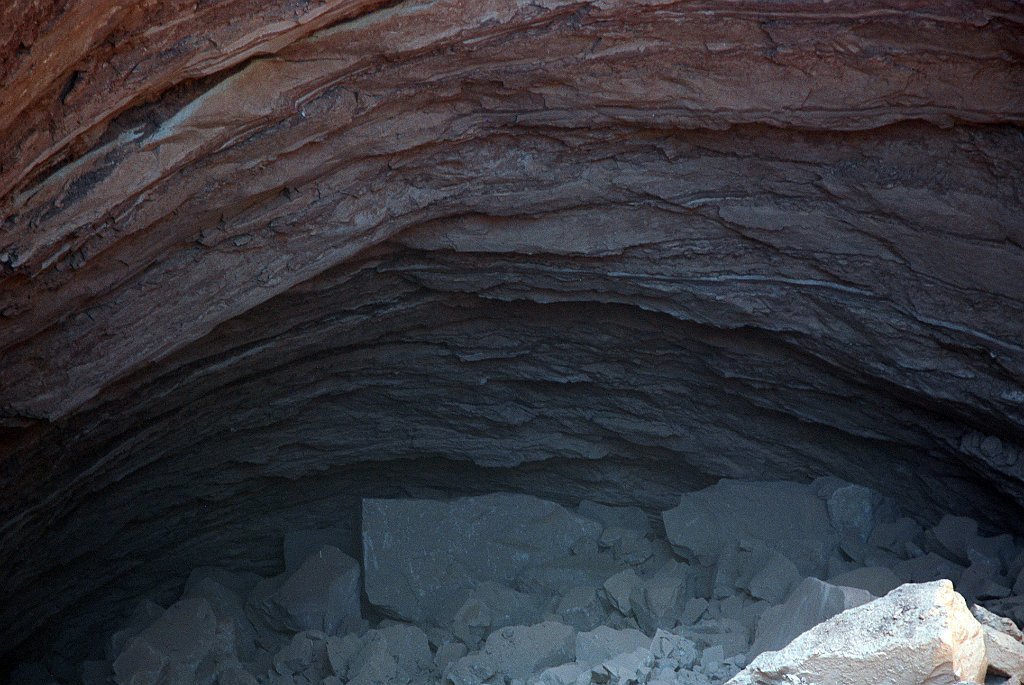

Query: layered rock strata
[1,0,1023,673]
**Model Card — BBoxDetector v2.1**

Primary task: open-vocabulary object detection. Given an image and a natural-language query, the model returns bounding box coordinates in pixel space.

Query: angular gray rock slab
[749,576,874,658]
[576,626,650,668]
[363,494,600,624]
[112,598,225,685]
[182,574,259,661]
[662,480,838,574]
[727,580,988,685]
[250,544,361,635]
[578,501,651,534]
[452,581,547,645]
[975,604,1024,678]
[446,621,576,683]
[827,566,901,597]
[984,622,1024,678]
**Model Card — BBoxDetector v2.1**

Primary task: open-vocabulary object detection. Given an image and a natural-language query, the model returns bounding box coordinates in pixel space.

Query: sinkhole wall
[1,0,1023,670]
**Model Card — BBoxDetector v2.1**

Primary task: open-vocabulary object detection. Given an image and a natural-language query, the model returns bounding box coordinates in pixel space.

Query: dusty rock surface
[0,0,1022,674]
[727,580,988,685]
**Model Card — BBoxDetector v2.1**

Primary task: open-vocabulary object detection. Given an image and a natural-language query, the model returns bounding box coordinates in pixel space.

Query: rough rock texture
[726,580,988,685]
[0,0,1023,674]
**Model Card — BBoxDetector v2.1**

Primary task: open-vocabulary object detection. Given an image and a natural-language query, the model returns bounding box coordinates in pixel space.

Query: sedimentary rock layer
[0,0,1022,671]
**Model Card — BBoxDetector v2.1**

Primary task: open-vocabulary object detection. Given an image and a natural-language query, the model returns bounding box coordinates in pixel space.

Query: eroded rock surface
[0,0,1022,674]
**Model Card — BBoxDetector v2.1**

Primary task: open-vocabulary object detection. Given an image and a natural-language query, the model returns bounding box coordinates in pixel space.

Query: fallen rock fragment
[827,565,901,597]
[112,598,228,685]
[975,605,1024,678]
[446,621,576,684]
[662,480,838,574]
[748,576,874,658]
[726,580,987,685]
[363,495,600,624]
[576,626,650,668]
[249,545,361,635]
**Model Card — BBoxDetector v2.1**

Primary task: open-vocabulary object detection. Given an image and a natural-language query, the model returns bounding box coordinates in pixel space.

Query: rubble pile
[19,479,1024,685]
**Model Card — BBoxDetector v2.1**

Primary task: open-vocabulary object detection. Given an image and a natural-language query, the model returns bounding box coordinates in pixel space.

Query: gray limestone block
[662,480,838,575]
[600,526,654,565]
[748,576,874,658]
[972,603,1024,642]
[603,569,642,616]
[556,586,607,632]
[868,517,924,556]
[813,478,888,543]
[926,515,1014,570]
[325,633,362,678]
[452,582,547,646]
[827,566,901,597]
[533,662,586,685]
[447,622,576,684]
[631,560,691,634]
[983,622,1024,678]
[578,501,651,534]
[182,574,260,661]
[273,631,329,679]
[252,545,361,636]
[892,551,965,585]
[575,626,649,668]
[649,629,698,670]
[679,619,750,661]
[283,528,356,573]
[112,598,223,685]
[362,494,601,624]
[369,623,433,677]
[737,544,801,605]
[519,549,627,596]
[589,647,653,685]
[433,642,468,673]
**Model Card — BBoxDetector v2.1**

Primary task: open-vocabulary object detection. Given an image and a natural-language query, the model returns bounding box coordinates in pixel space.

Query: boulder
[578,501,651,534]
[589,647,653,685]
[630,561,691,633]
[649,629,698,670]
[827,566,901,597]
[112,598,226,685]
[603,569,642,615]
[282,527,355,572]
[974,605,1024,678]
[557,586,607,632]
[576,626,650,668]
[250,545,361,635]
[727,580,988,685]
[819,480,887,543]
[181,574,259,660]
[662,480,838,574]
[452,582,546,645]
[983,623,1024,678]
[363,495,600,624]
[447,622,576,683]
[748,577,874,657]
[972,604,1024,642]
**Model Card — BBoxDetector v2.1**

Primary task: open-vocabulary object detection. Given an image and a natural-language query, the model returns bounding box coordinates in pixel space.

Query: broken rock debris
[50,479,1024,685]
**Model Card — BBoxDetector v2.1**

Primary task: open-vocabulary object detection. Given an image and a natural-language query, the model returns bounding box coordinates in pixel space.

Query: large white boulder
[726,580,987,685]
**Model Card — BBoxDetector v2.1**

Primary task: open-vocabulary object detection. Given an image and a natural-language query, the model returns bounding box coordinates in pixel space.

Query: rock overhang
[0,0,1023,672]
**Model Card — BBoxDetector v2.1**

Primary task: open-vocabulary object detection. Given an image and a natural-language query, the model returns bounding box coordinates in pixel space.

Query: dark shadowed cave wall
[0,0,1023,671]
